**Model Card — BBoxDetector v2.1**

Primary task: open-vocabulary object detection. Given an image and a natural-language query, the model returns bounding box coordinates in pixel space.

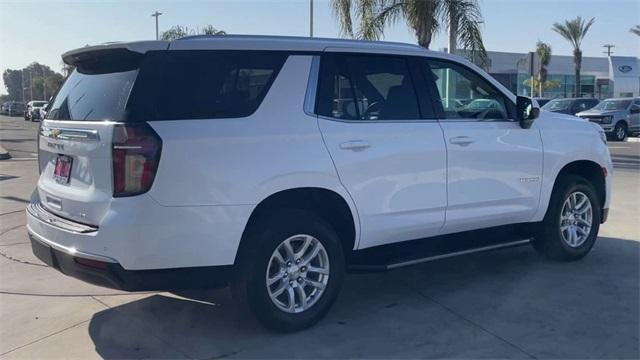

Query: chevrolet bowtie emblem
[50,129,61,139]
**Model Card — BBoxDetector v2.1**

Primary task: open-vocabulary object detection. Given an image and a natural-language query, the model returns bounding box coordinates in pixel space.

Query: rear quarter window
[129,51,287,121]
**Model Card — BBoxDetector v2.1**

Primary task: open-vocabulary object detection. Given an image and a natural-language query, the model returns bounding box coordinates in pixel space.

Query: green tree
[201,25,226,36]
[2,69,23,101]
[631,25,640,36]
[2,62,64,102]
[161,24,226,41]
[523,78,560,94]
[552,16,595,97]
[535,41,552,97]
[330,0,487,65]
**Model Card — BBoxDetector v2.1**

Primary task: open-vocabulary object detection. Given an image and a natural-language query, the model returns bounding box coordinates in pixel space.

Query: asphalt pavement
[0,114,638,359]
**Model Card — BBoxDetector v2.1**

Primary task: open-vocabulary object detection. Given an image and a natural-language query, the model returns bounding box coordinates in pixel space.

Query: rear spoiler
[62,41,170,70]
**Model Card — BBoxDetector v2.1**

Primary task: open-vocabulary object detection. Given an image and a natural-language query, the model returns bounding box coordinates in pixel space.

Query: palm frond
[331,0,355,37]
[631,25,640,36]
[535,41,552,67]
[444,0,486,65]
[358,1,405,41]
[404,0,440,48]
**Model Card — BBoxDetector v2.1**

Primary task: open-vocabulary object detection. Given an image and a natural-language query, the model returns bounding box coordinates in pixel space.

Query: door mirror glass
[630,106,640,114]
[517,96,539,129]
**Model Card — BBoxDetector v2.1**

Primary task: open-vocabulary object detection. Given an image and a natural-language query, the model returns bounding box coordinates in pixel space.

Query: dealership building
[478,51,640,99]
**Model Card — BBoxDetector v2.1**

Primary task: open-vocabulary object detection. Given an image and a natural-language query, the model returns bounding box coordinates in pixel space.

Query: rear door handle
[339,140,371,151]
[449,136,474,146]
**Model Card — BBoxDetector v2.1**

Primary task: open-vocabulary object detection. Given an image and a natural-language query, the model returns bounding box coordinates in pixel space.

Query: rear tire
[612,122,627,142]
[533,175,601,261]
[232,209,345,332]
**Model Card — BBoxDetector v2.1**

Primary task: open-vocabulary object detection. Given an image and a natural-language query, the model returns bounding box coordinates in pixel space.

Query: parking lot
[0,114,638,359]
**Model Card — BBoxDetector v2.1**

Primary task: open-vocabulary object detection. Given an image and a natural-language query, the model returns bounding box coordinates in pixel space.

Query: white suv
[28,36,612,332]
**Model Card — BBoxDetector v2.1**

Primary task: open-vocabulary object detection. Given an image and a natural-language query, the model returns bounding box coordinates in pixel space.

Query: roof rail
[173,34,423,50]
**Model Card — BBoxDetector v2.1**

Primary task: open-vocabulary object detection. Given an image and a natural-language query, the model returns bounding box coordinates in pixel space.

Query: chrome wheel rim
[266,234,330,314]
[560,191,593,248]
[616,125,625,139]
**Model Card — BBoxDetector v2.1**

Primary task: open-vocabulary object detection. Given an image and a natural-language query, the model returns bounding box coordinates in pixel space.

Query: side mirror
[516,96,539,129]
[630,107,640,114]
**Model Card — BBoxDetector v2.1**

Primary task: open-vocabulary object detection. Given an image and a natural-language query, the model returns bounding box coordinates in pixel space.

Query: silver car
[577,98,640,141]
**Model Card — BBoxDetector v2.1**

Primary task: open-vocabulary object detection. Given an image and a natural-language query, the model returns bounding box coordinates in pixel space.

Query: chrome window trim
[316,114,439,124]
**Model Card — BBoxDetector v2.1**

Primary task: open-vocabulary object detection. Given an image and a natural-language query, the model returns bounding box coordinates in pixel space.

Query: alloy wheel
[559,191,593,248]
[266,234,330,314]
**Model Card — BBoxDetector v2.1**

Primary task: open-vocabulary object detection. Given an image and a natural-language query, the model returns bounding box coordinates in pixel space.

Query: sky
[1,0,639,96]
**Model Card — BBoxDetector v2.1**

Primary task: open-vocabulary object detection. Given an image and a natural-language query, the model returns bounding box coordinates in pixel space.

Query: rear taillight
[112,123,162,197]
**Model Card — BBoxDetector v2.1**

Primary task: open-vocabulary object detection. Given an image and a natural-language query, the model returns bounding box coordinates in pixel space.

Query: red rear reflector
[112,123,162,197]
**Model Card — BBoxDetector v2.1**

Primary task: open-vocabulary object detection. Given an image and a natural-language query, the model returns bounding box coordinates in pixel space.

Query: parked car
[28,37,612,332]
[24,101,48,121]
[2,101,26,116]
[576,97,640,141]
[542,98,599,115]
[533,97,551,107]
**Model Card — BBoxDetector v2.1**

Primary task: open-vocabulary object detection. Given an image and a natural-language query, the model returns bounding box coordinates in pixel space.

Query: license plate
[53,155,73,184]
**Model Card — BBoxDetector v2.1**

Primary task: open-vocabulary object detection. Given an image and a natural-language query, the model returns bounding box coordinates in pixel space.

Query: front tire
[612,122,627,142]
[233,209,345,332]
[533,175,601,261]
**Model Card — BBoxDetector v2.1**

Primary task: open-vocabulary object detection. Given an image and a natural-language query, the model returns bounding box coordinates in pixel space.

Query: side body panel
[319,119,447,248]
[439,121,543,233]
[531,113,613,222]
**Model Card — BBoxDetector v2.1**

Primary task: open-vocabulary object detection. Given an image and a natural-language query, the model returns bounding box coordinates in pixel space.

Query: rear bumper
[29,231,233,291]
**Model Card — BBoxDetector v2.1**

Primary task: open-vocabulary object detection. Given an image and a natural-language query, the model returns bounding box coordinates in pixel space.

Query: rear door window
[316,54,422,121]
[132,51,287,121]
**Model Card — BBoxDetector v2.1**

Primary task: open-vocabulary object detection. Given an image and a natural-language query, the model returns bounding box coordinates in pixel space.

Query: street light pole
[309,0,314,37]
[42,66,47,100]
[151,11,163,40]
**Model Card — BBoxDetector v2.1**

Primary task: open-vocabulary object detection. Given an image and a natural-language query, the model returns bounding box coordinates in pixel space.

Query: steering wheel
[363,101,383,119]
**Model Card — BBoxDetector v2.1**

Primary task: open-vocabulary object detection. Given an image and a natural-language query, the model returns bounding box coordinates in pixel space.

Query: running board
[347,224,534,272]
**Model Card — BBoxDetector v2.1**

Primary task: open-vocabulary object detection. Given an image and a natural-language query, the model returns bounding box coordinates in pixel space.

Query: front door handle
[449,136,474,146]
[339,140,371,152]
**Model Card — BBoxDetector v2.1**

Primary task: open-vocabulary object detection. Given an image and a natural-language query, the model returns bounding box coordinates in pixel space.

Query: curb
[0,145,11,160]
[625,137,640,143]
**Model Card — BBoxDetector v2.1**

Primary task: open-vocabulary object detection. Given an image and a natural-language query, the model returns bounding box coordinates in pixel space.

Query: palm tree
[201,25,226,36]
[161,25,226,41]
[330,0,487,64]
[535,41,552,97]
[631,25,640,36]
[552,17,595,97]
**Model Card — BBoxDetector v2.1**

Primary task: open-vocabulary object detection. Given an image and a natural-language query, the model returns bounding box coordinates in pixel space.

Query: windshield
[593,99,632,111]
[543,99,572,111]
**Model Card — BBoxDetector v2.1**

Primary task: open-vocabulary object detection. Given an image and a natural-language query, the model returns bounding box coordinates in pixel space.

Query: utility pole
[151,11,163,40]
[20,70,25,103]
[602,44,615,56]
[309,0,314,37]
[42,66,47,100]
[29,69,33,102]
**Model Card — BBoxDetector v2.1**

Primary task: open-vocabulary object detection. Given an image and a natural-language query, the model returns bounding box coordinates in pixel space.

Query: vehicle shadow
[87,236,639,359]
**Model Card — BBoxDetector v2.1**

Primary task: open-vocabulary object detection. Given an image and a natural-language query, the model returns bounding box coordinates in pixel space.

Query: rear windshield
[47,50,287,122]
[46,69,138,121]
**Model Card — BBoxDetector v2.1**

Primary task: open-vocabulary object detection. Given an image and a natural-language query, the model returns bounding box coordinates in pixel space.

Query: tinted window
[46,69,138,121]
[133,51,286,121]
[316,54,421,120]
[424,59,511,120]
